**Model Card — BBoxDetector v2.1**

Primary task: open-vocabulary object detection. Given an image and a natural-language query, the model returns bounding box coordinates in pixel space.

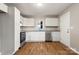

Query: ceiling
[7,3,72,17]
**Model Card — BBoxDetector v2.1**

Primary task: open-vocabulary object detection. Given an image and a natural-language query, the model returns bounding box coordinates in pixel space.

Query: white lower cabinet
[51,32,60,41]
[26,32,45,42]
[26,32,60,42]
[26,32,31,42]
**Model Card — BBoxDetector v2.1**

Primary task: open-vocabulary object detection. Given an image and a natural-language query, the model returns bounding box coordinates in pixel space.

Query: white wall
[0,11,14,55]
[0,7,20,55]
[0,22,1,54]
[69,4,79,51]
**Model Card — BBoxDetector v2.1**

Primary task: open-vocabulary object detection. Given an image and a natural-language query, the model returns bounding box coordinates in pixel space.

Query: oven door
[20,32,26,43]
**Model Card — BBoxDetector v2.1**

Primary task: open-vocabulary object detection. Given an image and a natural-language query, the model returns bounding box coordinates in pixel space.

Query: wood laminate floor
[15,42,78,55]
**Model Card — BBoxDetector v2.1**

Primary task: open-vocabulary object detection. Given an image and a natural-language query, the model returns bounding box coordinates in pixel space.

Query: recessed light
[37,3,43,6]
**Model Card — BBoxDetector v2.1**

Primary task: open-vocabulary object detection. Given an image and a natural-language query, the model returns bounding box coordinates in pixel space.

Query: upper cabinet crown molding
[0,3,8,13]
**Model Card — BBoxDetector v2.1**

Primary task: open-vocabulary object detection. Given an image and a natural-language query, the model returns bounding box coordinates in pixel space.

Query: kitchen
[20,16,60,42]
[0,3,79,55]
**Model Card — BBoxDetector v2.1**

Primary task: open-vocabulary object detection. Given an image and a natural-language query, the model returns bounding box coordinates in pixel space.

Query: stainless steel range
[20,32,26,47]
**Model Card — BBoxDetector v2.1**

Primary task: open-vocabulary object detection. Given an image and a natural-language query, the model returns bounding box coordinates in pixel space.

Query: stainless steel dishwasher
[45,32,52,42]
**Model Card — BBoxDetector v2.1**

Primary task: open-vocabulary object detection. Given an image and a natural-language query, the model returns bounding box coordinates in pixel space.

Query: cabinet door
[30,32,39,42]
[60,12,70,47]
[14,7,20,51]
[26,32,31,42]
[52,32,60,41]
[23,18,35,26]
[30,32,45,42]
[45,18,59,26]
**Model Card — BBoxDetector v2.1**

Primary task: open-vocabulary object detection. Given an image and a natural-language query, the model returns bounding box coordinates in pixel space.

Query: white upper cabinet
[0,3,8,13]
[45,18,59,26]
[23,18,35,26]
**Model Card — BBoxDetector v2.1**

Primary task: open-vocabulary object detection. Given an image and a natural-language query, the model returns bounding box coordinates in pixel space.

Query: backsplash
[21,26,59,31]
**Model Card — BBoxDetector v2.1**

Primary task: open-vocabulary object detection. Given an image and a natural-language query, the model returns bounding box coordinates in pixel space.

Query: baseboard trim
[60,41,79,54]
[12,51,16,55]
[69,47,79,54]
